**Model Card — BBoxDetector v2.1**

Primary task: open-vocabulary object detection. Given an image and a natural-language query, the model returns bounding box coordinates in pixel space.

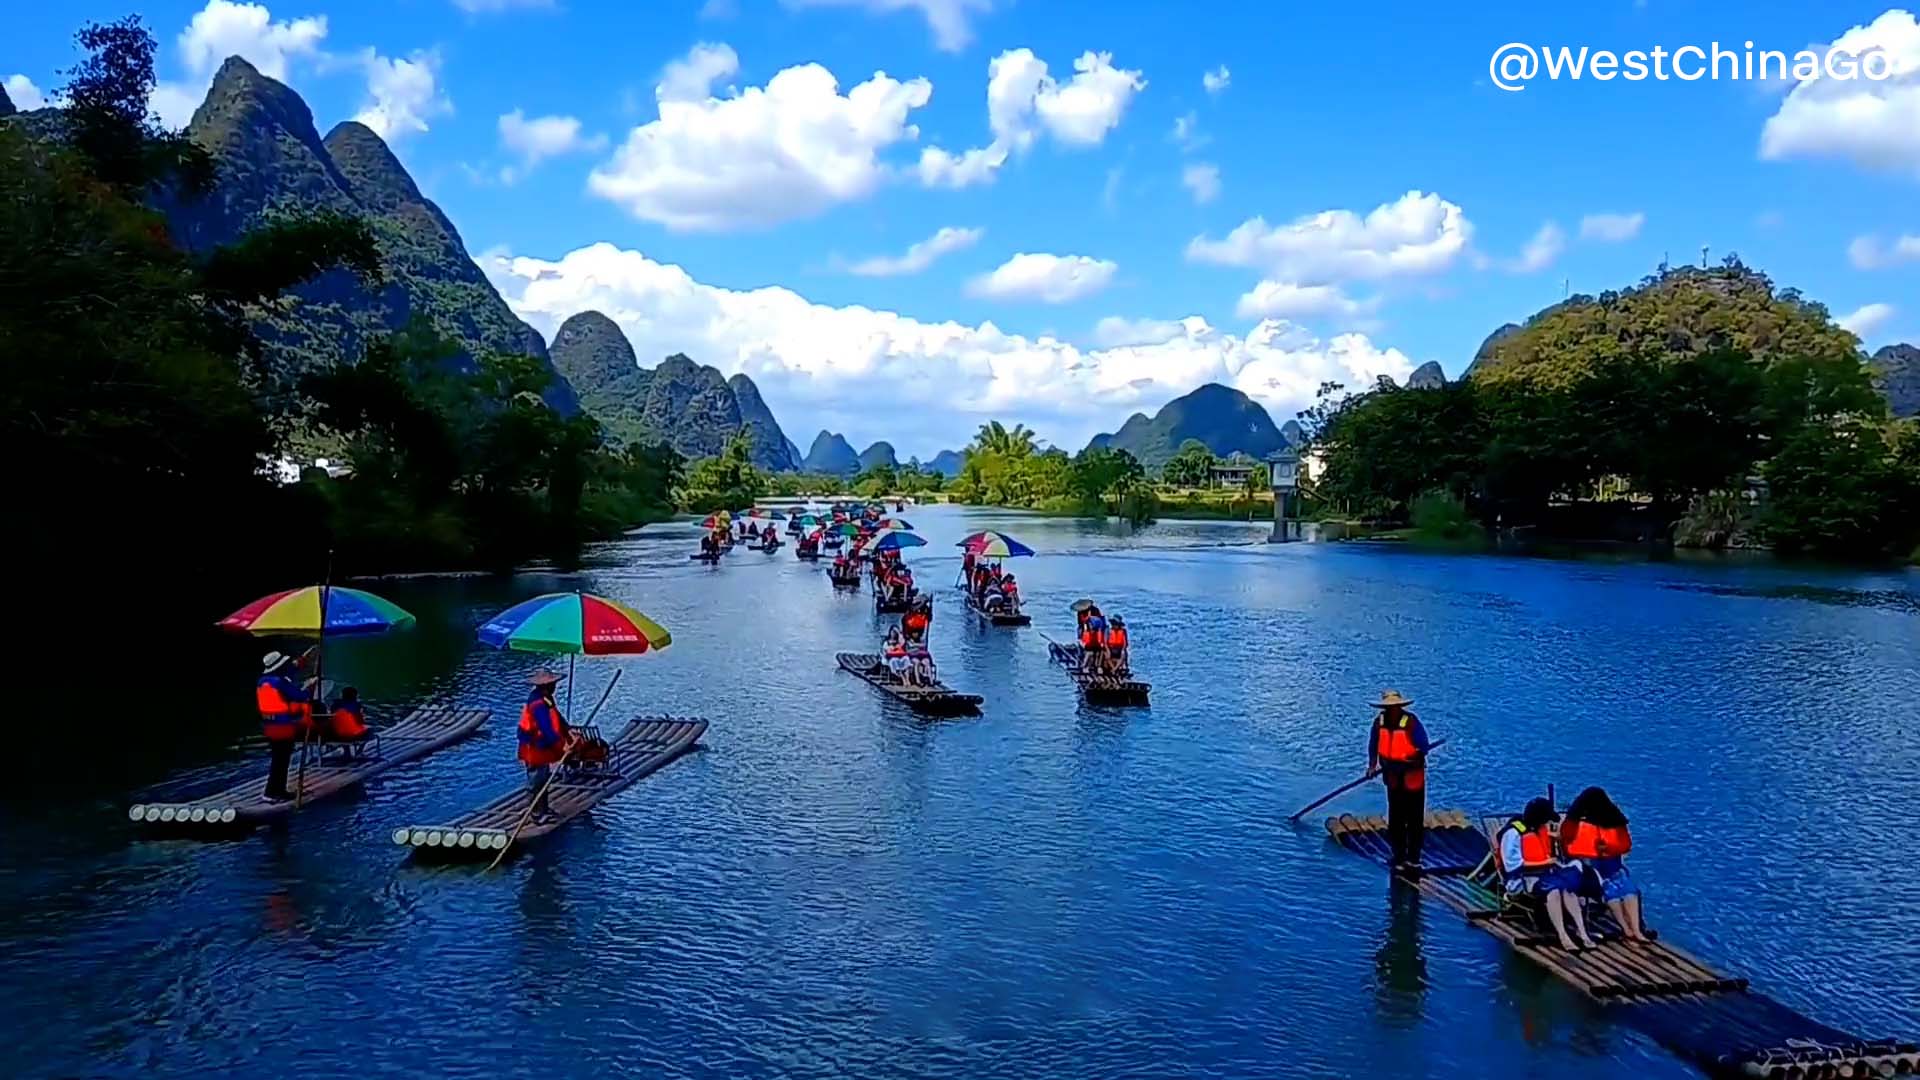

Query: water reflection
[1371,880,1429,1025]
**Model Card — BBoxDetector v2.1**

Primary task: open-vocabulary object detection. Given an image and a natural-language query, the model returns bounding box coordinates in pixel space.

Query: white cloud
[1171,110,1208,152]
[496,110,607,182]
[1202,64,1230,95]
[1848,232,1920,269]
[1838,301,1897,339]
[5,74,47,111]
[452,0,555,12]
[658,42,738,103]
[352,48,450,143]
[178,0,327,80]
[1759,9,1920,177]
[1505,221,1566,273]
[150,0,329,128]
[918,48,1144,188]
[917,143,1007,189]
[1091,316,1185,348]
[1181,162,1221,204]
[782,0,994,53]
[591,45,931,230]
[1235,282,1378,321]
[846,226,983,276]
[481,241,1416,453]
[967,253,1118,304]
[1579,211,1645,242]
[1187,191,1474,283]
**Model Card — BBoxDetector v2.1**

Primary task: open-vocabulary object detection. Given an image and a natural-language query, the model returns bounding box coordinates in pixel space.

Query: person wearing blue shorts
[1564,786,1648,942]
[1496,797,1598,951]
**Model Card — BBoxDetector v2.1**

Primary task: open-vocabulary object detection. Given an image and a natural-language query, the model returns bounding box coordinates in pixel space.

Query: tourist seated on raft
[1079,609,1109,672]
[1495,798,1598,952]
[982,582,1007,613]
[1563,786,1648,942]
[323,686,370,745]
[883,629,911,682]
[1000,573,1020,610]
[1103,615,1129,675]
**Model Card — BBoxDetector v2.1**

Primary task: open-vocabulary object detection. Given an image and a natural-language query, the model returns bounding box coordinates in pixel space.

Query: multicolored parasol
[877,518,915,531]
[699,512,732,530]
[957,531,1035,558]
[829,522,865,537]
[867,529,927,551]
[218,586,416,636]
[477,591,672,656]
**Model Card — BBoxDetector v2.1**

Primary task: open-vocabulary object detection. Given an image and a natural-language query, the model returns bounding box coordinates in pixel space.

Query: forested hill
[159,56,576,412]
[547,312,796,470]
[1085,383,1287,471]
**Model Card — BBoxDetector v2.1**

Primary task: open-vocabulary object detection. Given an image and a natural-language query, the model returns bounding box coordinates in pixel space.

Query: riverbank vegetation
[5,20,685,765]
[1309,261,1920,561]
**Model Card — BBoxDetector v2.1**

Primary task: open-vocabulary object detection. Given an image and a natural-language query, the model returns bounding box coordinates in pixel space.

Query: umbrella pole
[295,552,335,811]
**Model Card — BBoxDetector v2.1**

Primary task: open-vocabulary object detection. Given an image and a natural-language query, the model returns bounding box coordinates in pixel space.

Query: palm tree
[972,421,1036,459]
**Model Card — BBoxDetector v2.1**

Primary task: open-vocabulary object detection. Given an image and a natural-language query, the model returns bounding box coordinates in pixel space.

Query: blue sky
[10,0,1918,457]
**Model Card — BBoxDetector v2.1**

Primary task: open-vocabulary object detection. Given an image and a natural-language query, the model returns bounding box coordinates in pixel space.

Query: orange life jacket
[1495,820,1555,875]
[517,696,567,767]
[904,611,929,634]
[884,641,907,658]
[255,675,305,741]
[1563,820,1632,859]
[1373,713,1424,790]
[1105,626,1128,649]
[330,701,368,739]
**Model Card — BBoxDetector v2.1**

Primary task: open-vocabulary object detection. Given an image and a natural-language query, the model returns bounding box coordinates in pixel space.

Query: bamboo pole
[488,668,622,870]
[1289,738,1448,823]
[294,552,334,811]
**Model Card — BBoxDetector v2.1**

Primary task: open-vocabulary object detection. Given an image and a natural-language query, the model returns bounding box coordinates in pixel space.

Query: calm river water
[3,506,1915,1079]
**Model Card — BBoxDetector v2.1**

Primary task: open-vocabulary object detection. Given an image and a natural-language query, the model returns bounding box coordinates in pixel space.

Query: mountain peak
[728,372,800,471]
[1406,360,1446,389]
[1872,342,1918,418]
[803,430,860,475]
[321,121,423,208]
[1083,382,1284,471]
[552,311,633,364]
[0,83,15,118]
[858,441,898,472]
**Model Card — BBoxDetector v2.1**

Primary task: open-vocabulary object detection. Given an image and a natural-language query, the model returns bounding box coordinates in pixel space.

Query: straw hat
[261,651,290,673]
[527,668,564,687]
[1373,689,1413,709]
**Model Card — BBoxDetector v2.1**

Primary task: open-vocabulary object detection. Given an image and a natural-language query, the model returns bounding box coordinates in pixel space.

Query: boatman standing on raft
[255,650,313,802]
[517,669,575,824]
[1367,689,1431,871]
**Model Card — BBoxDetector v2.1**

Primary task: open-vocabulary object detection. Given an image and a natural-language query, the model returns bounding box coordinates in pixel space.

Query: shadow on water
[1659,581,1920,613]
[1371,880,1429,1026]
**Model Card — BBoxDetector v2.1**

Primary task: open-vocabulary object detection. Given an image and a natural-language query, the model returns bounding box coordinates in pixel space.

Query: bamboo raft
[963,592,1031,626]
[836,652,982,716]
[1045,642,1151,705]
[130,705,489,831]
[795,547,822,561]
[689,551,722,562]
[874,589,917,614]
[828,565,862,589]
[395,716,708,861]
[1326,811,1917,1078]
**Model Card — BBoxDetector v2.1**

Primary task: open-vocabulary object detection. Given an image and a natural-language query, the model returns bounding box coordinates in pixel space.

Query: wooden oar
[488,668,624,870]
[1288,738,1449,824]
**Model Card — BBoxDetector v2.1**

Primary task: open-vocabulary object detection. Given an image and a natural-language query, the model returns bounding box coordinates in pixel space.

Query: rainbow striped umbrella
[218,586,415,636]
[868,528,927,552]
[958,531,1035,558]
[877,518,915,531]
[699,512,732,530]
[477,591,671,656]
[829,522,865,537]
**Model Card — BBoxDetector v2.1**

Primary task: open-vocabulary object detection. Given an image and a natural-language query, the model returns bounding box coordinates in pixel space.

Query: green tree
[1161,439,1216,487]
[854,462,898,497]
[681,431,769,512]
[972,420,1037,458]
[1762,418,1920,558]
